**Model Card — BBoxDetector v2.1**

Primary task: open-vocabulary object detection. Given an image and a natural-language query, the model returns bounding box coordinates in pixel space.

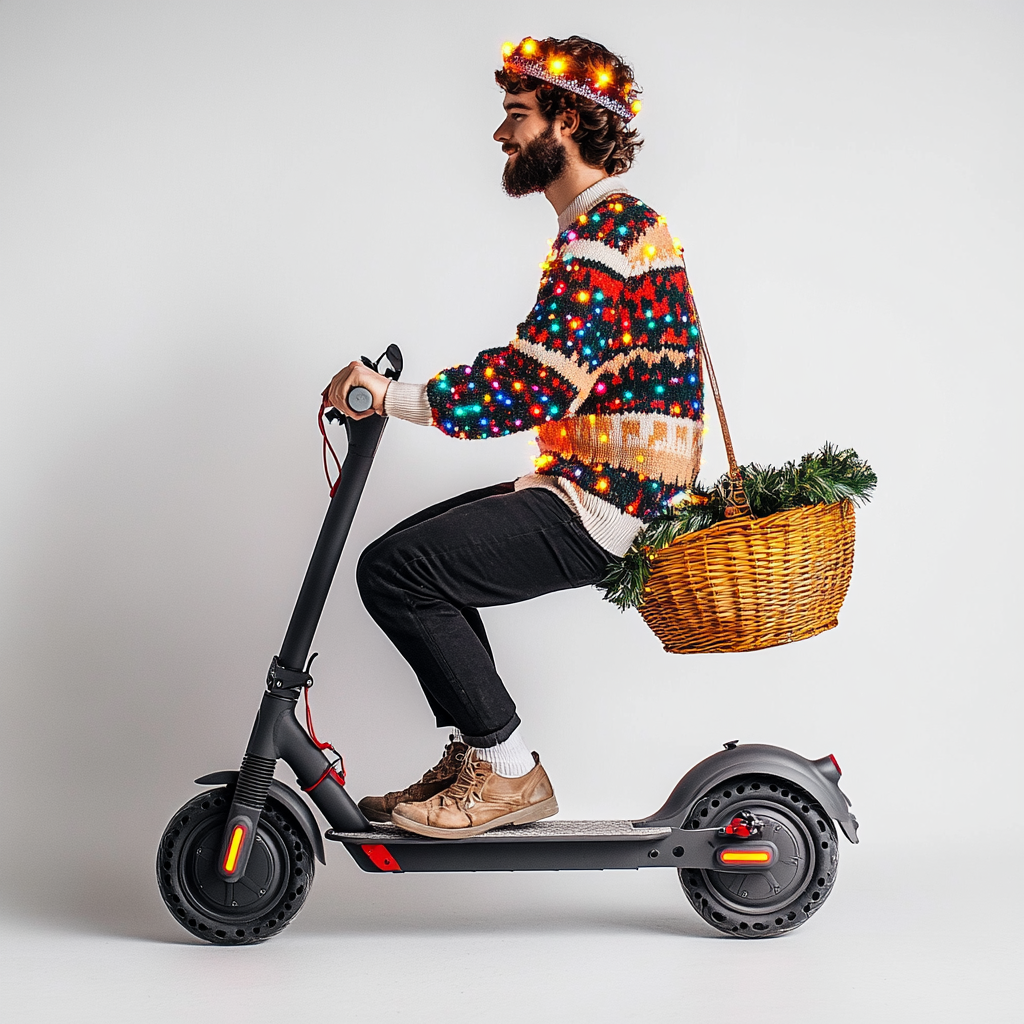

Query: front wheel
[679,775,839,938]
[157,787,314,945]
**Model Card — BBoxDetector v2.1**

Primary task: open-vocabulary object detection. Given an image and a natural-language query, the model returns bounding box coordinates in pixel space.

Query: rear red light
[829,754,842,777]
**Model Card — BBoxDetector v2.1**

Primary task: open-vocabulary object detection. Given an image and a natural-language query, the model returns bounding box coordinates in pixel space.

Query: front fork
[217,682,370,881]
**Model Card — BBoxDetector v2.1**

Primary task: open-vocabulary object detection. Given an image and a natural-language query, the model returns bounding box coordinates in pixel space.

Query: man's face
[494,89,567,197]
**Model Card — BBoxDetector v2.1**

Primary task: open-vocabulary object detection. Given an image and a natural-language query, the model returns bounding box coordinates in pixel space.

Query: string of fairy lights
[501,37,642,120]
[427,194,703,520]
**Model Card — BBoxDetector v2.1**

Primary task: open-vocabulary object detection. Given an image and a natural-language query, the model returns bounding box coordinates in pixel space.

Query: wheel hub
[706,803,814,913]
[181,820,287,921]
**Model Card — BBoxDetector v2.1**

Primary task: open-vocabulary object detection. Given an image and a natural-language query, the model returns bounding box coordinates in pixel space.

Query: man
[325,36,703,839]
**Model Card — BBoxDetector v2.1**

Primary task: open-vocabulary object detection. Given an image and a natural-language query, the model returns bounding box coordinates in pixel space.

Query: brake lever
[363,347,404,380]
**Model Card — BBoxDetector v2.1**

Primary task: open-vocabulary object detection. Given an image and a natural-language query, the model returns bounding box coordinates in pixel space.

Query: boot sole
[391,796,559,840]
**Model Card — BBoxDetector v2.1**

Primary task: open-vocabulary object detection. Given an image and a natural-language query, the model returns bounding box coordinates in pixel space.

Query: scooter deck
[327,820,672,843]
[327,820,685,873]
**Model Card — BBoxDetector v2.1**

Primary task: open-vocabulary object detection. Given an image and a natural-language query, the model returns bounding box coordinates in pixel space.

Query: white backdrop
[1,2,1021,1020]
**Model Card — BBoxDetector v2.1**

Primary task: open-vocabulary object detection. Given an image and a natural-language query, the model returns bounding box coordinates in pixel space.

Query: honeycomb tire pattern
[678,775,839,938]
[157,787,314,945]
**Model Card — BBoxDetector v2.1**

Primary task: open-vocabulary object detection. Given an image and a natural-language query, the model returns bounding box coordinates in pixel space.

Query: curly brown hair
[495,36,644,176]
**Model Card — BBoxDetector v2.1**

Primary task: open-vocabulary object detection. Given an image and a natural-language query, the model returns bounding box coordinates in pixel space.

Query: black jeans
[356,482,612,746]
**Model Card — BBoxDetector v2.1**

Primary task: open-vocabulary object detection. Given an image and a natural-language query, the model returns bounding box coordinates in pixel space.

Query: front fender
[195,771,326,863]
[634,743,859,843]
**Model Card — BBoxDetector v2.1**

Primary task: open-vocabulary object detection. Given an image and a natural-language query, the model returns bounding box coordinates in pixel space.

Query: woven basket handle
[682,257,751,519]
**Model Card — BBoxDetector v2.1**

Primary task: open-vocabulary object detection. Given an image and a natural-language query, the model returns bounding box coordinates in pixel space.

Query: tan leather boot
[357,739,469,823]
[391,751,557,838]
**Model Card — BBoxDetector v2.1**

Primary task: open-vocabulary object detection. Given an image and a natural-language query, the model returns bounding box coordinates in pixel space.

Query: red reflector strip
[829,753,842,777]
[223,824,247,874]
[718,847,773,865]
[361,844,401,872]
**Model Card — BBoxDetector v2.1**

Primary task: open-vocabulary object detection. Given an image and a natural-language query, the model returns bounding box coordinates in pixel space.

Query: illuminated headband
[501,38,641,122]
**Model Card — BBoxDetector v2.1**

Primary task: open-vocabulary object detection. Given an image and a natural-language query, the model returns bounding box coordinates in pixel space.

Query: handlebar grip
[347,386,373,414]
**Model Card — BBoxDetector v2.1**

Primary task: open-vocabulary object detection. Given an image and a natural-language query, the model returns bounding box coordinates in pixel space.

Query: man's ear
[558,108,580,136]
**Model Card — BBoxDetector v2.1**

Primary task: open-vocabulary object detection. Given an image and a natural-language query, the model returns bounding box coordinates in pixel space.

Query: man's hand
[323,361,390,420]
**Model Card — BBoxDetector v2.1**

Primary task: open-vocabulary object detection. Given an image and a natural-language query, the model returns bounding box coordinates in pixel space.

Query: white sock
[448,728,465,744]
[473,728,535,778]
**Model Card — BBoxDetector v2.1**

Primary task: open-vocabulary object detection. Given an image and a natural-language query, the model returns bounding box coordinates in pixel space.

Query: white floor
[2,837,1019,1023]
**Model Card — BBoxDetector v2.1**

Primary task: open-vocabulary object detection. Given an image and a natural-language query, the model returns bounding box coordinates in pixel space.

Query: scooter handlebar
[346,385,373,414]
[323,345,403,425]
[324,385,374,425]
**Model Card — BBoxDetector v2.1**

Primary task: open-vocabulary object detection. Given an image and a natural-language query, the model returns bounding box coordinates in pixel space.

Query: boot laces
[383,742,466,800]
[443,757,489,807]
[421,741,465,784]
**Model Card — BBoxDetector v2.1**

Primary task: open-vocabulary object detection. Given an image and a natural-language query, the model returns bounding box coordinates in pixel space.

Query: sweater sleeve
[425,344,577,439]
[384,380,432,425]
[425,245,621,439]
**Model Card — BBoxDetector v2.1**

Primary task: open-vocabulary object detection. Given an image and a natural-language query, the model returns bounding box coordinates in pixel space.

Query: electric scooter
[157,345,859,945]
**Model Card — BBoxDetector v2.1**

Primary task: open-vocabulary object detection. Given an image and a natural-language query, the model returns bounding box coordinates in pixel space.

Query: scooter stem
[278,413,388,671]
[218,409,389,880]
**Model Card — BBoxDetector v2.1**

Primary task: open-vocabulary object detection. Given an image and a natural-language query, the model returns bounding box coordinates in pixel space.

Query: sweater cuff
[384,380,432,426]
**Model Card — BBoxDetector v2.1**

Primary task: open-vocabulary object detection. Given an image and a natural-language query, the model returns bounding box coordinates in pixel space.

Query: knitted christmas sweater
[385,177,704,557]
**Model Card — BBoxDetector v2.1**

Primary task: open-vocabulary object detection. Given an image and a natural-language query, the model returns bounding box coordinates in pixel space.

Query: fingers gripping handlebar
[325,344,404,425]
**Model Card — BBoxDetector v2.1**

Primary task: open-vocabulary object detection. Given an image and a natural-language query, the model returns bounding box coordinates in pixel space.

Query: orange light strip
[223,824,247,874]
[719,849,771,864]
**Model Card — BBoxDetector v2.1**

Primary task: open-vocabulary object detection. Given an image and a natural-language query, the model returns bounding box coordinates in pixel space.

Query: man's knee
[356,540,395,615]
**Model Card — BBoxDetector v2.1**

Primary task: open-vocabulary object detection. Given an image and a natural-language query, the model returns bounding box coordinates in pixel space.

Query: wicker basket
[638,262,857,654]
[640,500,856,653]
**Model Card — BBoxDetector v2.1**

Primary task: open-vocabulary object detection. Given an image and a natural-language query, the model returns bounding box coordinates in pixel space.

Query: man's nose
[493,119,510,143]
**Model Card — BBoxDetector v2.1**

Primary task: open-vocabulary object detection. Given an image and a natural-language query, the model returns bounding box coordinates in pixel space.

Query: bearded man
[325,36,704,839]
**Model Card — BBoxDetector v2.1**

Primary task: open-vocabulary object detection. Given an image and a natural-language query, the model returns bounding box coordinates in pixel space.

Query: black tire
[678,775,839,938]
[156,787,314,945]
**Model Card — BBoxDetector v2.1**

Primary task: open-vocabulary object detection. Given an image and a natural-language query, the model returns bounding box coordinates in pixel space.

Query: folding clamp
[266,655,314,691]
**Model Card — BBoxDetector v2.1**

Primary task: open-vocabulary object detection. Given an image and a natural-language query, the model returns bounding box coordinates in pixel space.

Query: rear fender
[195,771,326,863]
[634,743,859,843]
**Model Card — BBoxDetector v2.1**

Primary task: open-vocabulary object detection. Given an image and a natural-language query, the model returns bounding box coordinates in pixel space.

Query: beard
[502,122,568,197]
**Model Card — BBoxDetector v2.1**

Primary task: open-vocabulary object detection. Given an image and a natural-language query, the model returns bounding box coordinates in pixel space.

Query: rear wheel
[678,775,838,938]
[157,788,314,945]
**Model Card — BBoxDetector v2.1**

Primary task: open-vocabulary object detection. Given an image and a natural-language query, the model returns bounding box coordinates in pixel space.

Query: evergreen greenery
[598,443,877,610]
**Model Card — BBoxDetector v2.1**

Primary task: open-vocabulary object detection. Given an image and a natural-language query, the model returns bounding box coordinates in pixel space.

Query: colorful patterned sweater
[384,177,704,556]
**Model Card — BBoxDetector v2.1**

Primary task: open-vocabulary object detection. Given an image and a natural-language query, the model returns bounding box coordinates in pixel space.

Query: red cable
[305,401,346,791]
[318,398,343,497]
[302,685,346,788]
[304,684,331,751]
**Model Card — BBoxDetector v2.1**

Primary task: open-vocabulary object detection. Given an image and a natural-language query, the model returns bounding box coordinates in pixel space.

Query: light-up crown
[501,37,641,121]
